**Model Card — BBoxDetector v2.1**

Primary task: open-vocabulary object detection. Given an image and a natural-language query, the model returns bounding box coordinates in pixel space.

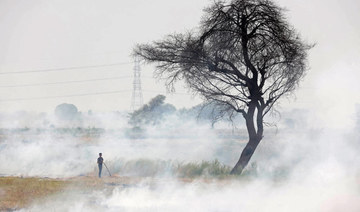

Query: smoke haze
[0,110,359,211]
[1,0,360,211]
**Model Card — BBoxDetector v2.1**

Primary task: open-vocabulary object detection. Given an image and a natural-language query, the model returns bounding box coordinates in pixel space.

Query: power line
[0,90,132,102]
[0,76,156,88]
[0,90,192,102]
[0,62,132,75]
[142,90,191,95]
[0,76,133,88]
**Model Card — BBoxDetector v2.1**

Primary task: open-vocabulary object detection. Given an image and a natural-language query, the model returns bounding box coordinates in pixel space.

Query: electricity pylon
[131,57,143,111]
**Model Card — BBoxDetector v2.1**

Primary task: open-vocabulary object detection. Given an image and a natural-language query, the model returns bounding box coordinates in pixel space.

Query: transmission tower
[131,57,143,111]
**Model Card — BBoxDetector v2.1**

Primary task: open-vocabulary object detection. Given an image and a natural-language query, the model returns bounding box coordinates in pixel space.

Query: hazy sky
[0,0,359,128]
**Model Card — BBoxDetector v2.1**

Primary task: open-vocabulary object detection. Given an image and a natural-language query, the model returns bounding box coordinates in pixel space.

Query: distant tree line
[128,95,244,128]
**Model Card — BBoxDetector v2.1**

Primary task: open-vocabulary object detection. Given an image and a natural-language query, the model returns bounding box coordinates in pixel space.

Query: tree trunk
[230,135,262,175]
[230,101,263,175]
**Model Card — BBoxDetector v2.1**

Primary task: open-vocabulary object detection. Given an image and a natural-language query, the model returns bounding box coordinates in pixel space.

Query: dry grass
[0,175,144,210]
[0,177,68,210]
[0,173,237,210]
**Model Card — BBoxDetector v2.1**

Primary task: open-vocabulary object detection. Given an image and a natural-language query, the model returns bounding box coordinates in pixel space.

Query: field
[0,175,149,211]
[0,127,360,211]
[0,177,68,210]
[0,174,242,211]
[0,157,238,211]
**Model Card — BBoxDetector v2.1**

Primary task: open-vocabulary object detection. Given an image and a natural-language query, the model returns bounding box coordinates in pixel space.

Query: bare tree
[134,0,311,174]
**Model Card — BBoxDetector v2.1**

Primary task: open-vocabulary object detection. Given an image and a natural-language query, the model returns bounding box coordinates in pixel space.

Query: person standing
[97,153,103,178]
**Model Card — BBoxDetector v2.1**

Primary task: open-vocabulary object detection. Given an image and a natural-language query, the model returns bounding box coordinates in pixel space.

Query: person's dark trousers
[98,164,102,178]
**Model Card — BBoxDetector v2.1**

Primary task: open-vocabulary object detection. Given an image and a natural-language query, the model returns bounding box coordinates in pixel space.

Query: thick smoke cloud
[2,109,360,211]
[0,113,240,177]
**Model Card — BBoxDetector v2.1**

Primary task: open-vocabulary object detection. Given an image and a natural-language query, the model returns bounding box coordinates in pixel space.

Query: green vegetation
[176,160,231,178]
[111,159,232,178]
[129,95,176,127]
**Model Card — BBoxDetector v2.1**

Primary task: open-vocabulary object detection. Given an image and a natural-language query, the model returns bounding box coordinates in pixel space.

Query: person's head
[99,153,102,157]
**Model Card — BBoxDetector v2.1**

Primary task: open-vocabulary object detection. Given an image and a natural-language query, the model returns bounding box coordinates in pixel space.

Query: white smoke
[0,114,239,177]
[2,108,360,211]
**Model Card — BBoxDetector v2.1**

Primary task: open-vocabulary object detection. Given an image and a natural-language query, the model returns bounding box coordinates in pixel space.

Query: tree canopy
[55,103,79,120]
[129,95,176,127]
[134,0,310,174]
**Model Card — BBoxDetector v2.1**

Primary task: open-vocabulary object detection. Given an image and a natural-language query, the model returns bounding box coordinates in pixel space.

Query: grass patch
[176,160,231,178]
[112,159,232,178]
[0,175,150,210]
[0,177,68,210]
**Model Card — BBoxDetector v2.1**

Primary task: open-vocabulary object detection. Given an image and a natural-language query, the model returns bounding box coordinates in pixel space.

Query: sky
[0,0,359,128]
